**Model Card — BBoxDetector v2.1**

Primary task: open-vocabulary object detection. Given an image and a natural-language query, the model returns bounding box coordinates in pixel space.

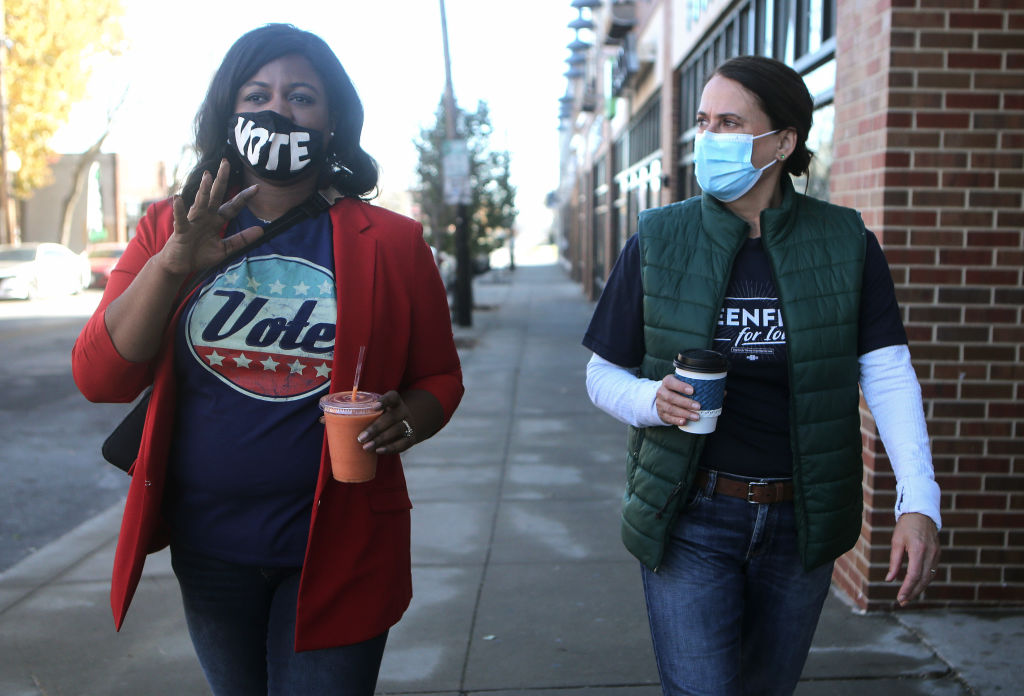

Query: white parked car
[0,243,91,300]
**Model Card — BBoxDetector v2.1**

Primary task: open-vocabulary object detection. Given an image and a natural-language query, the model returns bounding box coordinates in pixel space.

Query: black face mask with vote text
[227,111,326,183]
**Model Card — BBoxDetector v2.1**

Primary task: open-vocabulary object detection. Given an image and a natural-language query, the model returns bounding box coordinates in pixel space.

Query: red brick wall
[832,0,1024,610]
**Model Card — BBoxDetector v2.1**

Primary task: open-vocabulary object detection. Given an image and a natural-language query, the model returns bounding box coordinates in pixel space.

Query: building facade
[557,0,1024,609]
[16,154,123,253]
[19,152,171,253]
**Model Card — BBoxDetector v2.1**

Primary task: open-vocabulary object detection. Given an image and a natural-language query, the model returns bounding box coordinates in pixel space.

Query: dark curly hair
[180,23,378,206]
[711,56,815,177]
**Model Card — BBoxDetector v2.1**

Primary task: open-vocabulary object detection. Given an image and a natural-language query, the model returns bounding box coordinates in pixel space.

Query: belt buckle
[746,481,767,503]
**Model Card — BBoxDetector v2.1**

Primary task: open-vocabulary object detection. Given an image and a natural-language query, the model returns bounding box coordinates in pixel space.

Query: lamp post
[0,0,14,245]
[439,0,472,327]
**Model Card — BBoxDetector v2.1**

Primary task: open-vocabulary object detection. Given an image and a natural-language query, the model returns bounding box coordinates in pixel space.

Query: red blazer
[72,196,464,651]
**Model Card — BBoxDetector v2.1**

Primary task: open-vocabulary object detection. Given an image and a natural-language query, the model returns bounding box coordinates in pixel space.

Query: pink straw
[351,345,366,401]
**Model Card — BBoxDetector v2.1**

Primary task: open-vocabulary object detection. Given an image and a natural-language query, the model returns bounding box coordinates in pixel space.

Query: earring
[779,154,786,160]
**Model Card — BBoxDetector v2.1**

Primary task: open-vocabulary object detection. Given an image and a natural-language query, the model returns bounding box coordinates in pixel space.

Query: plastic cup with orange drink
[319,391,380,482]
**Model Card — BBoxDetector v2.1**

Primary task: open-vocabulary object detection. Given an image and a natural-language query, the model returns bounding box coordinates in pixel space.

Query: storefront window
[808,0,824,53]
[687,0,712,29]
[803,58,836,103]
[792,103,834,201]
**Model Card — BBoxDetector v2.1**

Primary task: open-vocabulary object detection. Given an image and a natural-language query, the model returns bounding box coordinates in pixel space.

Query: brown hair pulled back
[711,56,815,176]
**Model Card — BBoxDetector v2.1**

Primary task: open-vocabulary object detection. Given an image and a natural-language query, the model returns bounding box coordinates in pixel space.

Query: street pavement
[1,259,1021,695]
[0,290,131,572]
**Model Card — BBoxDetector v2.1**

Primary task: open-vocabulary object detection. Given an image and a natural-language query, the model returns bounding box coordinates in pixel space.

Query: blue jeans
[170,544,387,696]
[640,471,834,696]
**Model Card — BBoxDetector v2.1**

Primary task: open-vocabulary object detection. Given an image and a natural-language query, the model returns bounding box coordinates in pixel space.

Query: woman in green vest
[583,56,941,695]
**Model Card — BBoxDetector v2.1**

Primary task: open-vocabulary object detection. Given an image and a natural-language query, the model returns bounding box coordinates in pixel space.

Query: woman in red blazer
[72,24,463,696]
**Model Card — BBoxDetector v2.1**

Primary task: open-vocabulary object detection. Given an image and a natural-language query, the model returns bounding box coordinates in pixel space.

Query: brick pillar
[580,169,596,300]
[567,178,583,283]
[603,139,617,283]
[832,0,1024,610]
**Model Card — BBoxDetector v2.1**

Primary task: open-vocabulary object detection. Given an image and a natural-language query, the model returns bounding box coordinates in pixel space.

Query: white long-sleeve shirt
[586,344,941,528]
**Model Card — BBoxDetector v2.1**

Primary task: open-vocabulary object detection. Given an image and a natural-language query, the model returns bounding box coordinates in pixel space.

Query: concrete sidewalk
[1,262,1021,695]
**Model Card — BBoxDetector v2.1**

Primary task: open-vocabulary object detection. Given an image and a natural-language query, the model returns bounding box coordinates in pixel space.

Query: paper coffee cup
[672,349,728,434]
[319,391,380,482]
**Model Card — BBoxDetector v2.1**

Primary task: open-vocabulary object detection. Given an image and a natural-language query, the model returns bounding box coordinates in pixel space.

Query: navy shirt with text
[583,230,907,478]
[167,207,336,565]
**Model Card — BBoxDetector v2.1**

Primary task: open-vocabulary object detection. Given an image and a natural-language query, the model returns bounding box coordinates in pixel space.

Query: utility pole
[440,0,472,327]
[0,0,14,245]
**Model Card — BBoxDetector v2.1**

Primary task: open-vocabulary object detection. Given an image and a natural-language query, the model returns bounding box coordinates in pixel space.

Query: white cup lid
[319,391,380,415]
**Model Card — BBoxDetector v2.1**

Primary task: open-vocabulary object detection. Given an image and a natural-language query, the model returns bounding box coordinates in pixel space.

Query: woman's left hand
[357,390,418,455]
[887,512,941,607]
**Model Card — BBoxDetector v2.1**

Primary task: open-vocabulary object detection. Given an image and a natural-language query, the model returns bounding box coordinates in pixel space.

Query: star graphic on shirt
[261,356,279,371]
[318,280,333,295]
[234,353,252,368]
[268,280,286,294]
[293,281,310,295]
[247,276,261,291]
[288,359,306,375]
[206,350,224,366]
[314,362,332,378]
[224,272,240,285]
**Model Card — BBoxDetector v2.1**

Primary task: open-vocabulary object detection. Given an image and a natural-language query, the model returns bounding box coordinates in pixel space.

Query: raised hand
[159,158,262,277]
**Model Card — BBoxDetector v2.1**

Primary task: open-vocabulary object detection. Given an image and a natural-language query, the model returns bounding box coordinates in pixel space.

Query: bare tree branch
[59,88,127,246]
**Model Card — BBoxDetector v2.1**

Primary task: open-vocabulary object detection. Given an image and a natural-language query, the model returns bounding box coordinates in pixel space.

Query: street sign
[442,139,472,206]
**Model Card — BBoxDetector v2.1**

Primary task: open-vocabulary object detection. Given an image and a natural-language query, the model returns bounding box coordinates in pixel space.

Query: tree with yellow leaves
[3,0,125,201]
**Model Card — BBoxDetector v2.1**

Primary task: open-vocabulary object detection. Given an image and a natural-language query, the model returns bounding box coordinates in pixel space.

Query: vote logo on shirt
[185,255,337,401]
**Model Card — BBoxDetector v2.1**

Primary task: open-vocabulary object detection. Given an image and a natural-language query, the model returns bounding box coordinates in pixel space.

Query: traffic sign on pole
[442,139,472,206]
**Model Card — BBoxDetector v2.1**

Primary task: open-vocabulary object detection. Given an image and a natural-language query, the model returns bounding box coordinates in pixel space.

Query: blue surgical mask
[694,129,779,202]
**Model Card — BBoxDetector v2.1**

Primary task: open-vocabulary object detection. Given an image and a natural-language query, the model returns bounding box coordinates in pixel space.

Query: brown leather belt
[696,470,794,504]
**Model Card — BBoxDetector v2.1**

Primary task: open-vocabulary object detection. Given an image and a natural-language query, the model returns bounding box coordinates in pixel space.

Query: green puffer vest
[622,178,867,572]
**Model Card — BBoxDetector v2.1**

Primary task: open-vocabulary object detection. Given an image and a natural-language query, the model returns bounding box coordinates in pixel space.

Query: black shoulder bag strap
[175,190,332,303]
[101,190,333,472]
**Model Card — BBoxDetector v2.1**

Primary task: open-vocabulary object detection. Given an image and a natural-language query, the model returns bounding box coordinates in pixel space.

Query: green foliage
[4,0,126,198]
[413,98,518,257]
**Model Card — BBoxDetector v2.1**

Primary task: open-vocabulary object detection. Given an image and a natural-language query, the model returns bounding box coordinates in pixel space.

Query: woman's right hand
[158,158,262,277]
[103,159,262,363]
[656,374,702,427]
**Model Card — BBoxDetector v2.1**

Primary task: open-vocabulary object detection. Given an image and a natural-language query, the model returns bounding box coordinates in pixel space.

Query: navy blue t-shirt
[583,229,907,478]
[166,207,336,565]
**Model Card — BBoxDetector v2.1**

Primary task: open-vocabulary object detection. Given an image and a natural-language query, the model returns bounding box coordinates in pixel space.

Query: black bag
[102,389,152,472]
[100,192,331,472]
